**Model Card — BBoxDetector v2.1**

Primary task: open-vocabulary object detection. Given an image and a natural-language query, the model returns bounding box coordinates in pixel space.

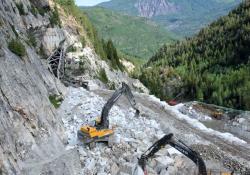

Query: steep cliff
[0,0,85,174]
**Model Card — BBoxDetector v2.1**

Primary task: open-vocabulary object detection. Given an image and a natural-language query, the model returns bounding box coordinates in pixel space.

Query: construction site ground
[58,87,250,175]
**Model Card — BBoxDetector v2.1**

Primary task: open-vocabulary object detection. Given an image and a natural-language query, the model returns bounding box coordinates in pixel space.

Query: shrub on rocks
[98,68,109,84]
[8,39,26,57]
[80,36,86,48]
[30,5,38,17]
[49,6,61,27]
[16,3,27,16]
[67,45,77,52]
[27,33,37,47]
[49,95,63,108]
[0,19,3,27]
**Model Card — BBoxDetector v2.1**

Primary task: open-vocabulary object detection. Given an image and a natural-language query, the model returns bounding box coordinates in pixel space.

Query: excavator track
[77,130,112,143]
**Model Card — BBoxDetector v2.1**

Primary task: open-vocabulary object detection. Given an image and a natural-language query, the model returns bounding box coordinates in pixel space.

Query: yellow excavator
[77,82,140,147]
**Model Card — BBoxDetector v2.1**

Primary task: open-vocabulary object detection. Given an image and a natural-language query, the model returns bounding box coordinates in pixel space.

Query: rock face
[121,59,135,73]
[0,0,81,174]
[135,0,178,18]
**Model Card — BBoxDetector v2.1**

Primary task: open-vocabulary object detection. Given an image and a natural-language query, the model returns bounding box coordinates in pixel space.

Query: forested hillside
[140,1,250,110]
[82,7,178,59]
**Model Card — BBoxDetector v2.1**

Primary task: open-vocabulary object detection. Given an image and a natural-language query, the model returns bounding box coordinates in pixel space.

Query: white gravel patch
[147,95,247,145]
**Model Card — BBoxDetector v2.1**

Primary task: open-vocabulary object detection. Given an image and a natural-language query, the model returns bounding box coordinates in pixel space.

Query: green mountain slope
[98,0,241,37]
[139,1,250,110]
[81,7,178,59]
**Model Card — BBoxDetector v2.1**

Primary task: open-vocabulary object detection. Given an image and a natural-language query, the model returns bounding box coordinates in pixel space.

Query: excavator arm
[78,82,139,145]
[98,82,140,129]
[138,133,207,175]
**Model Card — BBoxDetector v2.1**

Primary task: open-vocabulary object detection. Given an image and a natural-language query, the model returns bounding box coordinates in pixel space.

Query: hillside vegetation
[140,1,250,110]
[55,0,124,71]
[82,7,178,59]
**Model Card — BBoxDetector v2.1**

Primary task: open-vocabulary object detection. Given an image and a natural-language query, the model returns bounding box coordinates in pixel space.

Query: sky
[75,0,111,6]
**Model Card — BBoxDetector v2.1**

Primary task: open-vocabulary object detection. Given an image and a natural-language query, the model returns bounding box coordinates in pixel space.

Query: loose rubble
[178,102,250,143]
[168,104,247,145]
[58,87,198,175]
[192,144,250,174]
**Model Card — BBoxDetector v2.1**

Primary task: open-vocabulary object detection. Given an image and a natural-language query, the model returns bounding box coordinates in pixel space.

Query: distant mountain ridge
[98,0,242,36]
[135,0,178,18]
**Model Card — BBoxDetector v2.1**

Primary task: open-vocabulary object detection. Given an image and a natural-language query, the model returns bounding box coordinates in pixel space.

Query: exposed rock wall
[0,0,81,174]
[135,0,178,18]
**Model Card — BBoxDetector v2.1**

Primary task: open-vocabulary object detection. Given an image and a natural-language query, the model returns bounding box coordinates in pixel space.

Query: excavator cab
[78,116,116,146]
[78,82,140,147]
[94,117,102,126]
[78,125,114,144]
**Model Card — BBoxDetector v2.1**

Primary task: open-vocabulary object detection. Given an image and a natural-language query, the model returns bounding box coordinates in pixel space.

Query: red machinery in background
[167,92,183,106]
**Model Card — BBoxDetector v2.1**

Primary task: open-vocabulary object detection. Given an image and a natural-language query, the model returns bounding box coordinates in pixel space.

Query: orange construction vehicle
[77,82,140,147]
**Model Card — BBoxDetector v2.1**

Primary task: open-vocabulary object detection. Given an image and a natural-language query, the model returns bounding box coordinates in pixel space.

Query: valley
[82,0,242,61]
[82,7,178,59]
[98,0,242,37]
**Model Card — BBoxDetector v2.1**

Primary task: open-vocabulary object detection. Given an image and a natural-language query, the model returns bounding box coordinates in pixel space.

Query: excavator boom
[98,82,140,129]
[138,133,207,175]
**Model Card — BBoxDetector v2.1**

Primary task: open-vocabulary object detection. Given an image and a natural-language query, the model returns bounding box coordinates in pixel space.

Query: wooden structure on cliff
[47,46,65,80]
[47,41,88,89]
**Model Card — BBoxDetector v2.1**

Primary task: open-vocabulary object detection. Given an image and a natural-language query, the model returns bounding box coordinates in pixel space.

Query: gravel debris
[58,87,199,175]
